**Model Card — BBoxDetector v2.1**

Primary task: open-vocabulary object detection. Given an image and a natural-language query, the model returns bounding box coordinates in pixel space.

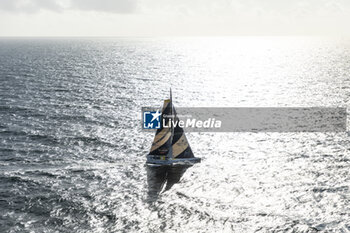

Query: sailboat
[146,89,201,166]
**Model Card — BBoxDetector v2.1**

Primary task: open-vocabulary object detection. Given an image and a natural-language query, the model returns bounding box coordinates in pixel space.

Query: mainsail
[149,99,173,158]
[147,89,200,165]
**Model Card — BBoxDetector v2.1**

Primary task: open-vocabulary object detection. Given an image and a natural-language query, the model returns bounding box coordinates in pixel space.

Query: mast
[168,88,174,160]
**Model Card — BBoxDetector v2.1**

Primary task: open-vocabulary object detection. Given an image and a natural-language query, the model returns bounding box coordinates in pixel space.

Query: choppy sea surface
[0,37,350,232]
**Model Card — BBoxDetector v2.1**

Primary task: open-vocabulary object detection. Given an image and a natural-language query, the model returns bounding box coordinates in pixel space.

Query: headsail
[171,108,194,158]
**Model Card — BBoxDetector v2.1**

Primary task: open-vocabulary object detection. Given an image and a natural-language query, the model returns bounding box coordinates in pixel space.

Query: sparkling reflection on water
[0,37,350,232]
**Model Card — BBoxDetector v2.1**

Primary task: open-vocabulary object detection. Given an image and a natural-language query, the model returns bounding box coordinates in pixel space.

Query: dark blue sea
[0,37,350,232]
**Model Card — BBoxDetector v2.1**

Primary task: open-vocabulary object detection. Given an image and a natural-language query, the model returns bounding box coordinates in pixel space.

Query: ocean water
[0,37,350,232]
